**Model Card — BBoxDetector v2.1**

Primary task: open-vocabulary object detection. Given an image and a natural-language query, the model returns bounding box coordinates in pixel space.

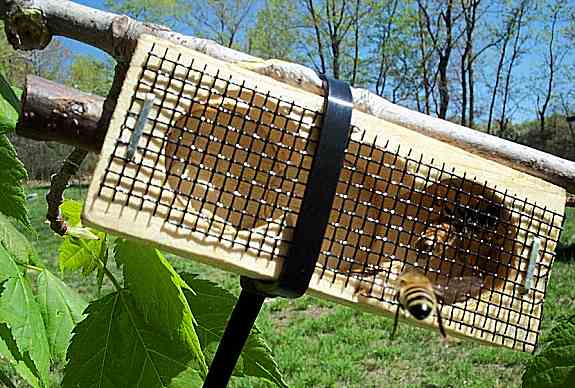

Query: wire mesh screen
[84,35,565,353]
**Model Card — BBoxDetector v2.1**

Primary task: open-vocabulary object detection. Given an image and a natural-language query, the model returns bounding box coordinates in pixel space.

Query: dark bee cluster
[411,179,516,304]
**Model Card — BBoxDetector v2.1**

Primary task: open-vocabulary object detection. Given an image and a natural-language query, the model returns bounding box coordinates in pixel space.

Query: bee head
[408,302,432,320]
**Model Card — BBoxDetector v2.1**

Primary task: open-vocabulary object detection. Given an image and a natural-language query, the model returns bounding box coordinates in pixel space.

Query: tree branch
[2,0,575,194]
[17,75,105,151]
[46,147,88,235]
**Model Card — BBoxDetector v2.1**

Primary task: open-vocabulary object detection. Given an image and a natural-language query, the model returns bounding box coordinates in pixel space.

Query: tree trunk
[468,53,475,128]
[460,48,467,126]
[460,0,480,128]
[350,0,360,86]
[307,0,327,74]
[487,11,513,134]
[437,0,453,119]
[537,8,558,135]
[500,4,525,134]
[416,4,431,114]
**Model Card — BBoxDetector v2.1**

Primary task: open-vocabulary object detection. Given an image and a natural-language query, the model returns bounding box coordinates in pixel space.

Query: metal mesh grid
[93,39,563,352]
[323,141,562,351]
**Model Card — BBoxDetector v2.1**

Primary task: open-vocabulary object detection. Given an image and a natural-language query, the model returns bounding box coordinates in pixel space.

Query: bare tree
[300,0,372,81]
[459,0,497,128]
[459,0,479,127]
[417,0,459,119]
[536,6,560,134]
[304,0,327,74]
[416,2,433,114]
[178,0,257,48]
[374,0,400,97]
[350,0,360,85]
[485,3,524,134]
[498,1,528,135]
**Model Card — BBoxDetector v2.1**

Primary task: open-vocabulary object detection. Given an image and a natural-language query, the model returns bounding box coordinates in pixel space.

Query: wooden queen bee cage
[84,35,565,358]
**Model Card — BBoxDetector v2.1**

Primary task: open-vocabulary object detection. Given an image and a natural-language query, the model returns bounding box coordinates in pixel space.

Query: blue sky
[60,0,574,124]
[59,0,110,60]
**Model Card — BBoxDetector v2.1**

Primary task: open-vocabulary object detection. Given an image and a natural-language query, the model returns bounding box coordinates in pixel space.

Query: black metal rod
[202,287,266,387]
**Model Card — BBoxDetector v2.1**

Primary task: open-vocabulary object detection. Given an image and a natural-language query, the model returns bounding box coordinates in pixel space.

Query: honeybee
[414,219,459,261]
[391,267,484,339]
[391,268,446,338]
[414,192,503,276]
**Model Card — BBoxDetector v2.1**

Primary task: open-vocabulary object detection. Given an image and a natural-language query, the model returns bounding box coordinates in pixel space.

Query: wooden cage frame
[84,35,565,353]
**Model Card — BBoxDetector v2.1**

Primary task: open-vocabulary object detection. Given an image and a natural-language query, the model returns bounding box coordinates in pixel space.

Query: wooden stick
[2,0,575,192]
[17,75,105,152]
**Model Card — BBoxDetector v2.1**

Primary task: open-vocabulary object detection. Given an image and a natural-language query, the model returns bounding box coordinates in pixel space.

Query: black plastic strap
[202,288,266,387]
[243,75,353,298]
[203,76,353,388]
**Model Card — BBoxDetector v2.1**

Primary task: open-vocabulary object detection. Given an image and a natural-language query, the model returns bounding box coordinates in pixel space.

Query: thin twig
[45,147,88,235]
[78,238,122,291]
[23,263,43,272]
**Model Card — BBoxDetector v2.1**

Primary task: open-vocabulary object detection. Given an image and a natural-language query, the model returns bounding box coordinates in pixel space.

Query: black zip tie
[202,75,353,387]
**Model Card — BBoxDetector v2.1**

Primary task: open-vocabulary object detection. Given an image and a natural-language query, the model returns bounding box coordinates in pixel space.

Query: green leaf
[0,73,20,133]
[0,244,50,386]
[180,274,287,388]
[0,135,29,228]
[114,240,207,374]
[0,366,18,388]
[67,226,100,240]
[522,315,575,387]
[58,236,101,275]
[62,290,201,388]
[60,200,83,227]
[0,212,37,266]
[58,200,107,276]
[37,270,88,363]
[0,242,21,284]
[0,323,40,388]
[167,368,203,388]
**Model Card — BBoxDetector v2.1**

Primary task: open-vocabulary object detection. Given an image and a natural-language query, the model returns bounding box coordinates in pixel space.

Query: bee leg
[436,304,449,346]
[391,300,401,340]
[355,271,386,298]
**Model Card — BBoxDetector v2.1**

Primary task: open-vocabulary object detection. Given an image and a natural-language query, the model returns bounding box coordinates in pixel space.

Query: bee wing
[433,275,485,305]
[336,265,383,277]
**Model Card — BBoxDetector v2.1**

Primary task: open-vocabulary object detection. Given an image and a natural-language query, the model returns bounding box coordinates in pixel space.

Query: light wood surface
[84,34,565,352]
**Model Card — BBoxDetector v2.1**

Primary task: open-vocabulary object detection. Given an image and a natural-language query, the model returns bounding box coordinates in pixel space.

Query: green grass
[25,186,575,387]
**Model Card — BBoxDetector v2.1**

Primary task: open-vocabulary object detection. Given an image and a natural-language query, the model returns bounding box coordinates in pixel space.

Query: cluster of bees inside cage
[342,171,524,338]
[395,183,512,337]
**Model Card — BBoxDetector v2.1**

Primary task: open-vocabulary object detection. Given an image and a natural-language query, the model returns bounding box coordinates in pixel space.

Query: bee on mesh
[391,191,503,339]
[390,266,484,339]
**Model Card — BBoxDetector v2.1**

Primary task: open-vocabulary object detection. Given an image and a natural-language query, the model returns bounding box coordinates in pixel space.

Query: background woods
[0,0,574,387]
[3,0,575,178]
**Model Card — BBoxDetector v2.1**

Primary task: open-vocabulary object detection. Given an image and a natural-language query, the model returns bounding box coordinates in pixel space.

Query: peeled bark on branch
[2,0,575,193]
[17,75,105,152]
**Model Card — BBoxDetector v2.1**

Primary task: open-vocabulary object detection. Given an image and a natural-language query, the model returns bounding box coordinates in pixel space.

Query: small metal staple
[126,93,156,161]
[521,236,541,294]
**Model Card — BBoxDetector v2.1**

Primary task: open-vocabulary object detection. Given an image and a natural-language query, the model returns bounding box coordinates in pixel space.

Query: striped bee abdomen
[401,286,435,320]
